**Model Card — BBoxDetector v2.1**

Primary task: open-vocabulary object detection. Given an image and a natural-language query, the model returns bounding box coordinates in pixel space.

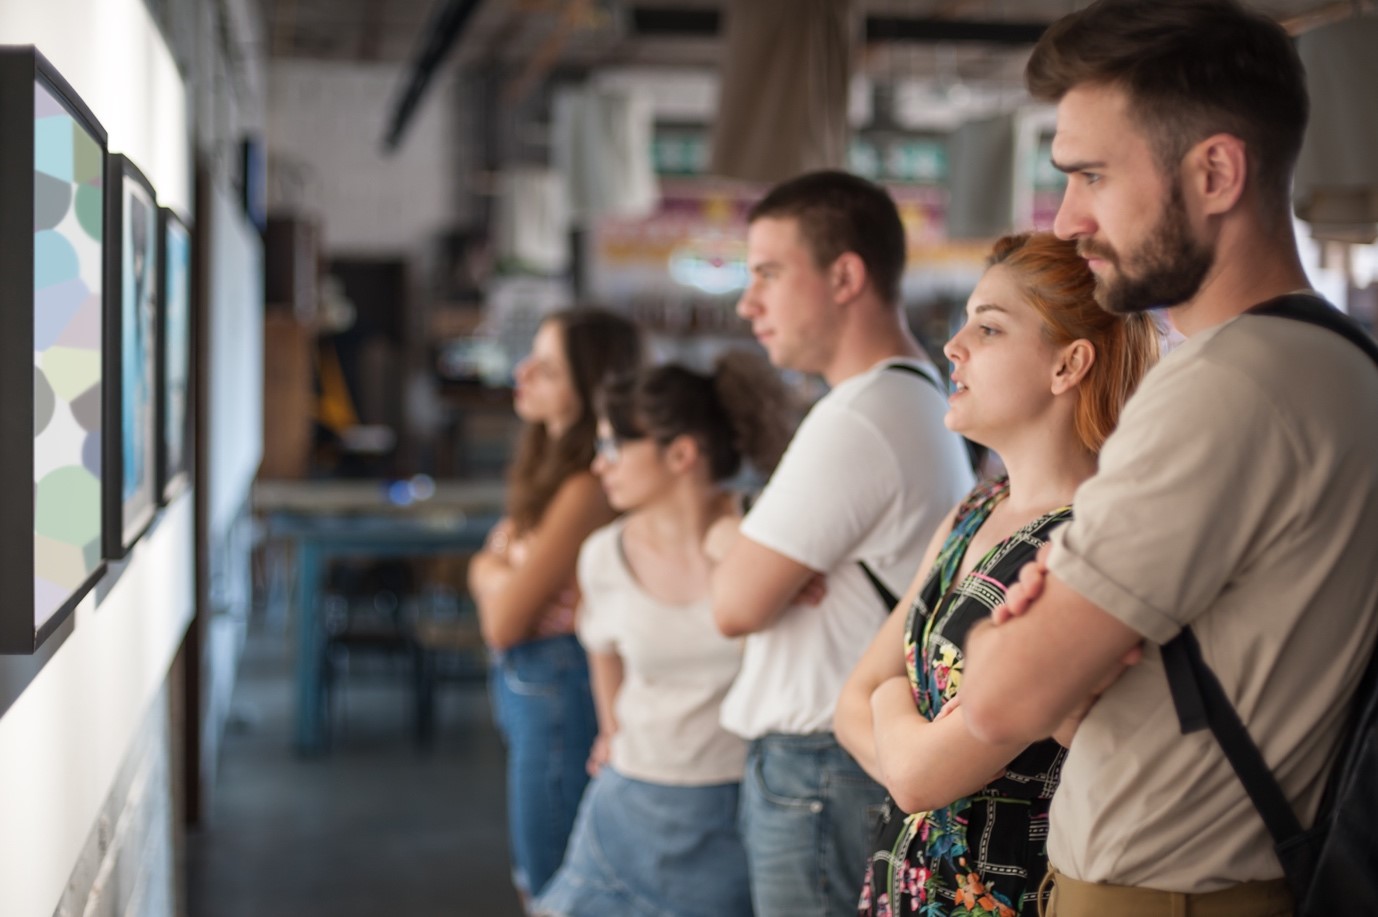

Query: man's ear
[830,252,868,304]
[1052,340,1096,395]
[1185,133,1247,217]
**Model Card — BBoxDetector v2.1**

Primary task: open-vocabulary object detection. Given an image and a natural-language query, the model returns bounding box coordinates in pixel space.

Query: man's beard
[1080,184,1214,315]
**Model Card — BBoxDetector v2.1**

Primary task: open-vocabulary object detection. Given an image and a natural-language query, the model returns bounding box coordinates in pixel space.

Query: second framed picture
[156,207,192,503]
[103,154,159,559]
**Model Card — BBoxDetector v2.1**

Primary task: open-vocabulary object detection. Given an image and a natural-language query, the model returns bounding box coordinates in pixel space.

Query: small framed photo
[156,207,192,503]
[103,153,159,559]
[0,47,108,652]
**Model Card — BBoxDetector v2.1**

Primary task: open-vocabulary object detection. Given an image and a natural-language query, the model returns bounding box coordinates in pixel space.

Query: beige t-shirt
[577,520,747,786]
[1047,310,1378,893]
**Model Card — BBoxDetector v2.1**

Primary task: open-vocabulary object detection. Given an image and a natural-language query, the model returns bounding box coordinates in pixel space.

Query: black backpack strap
[859,560,899,612]
[1161,629,1306,846]
[853,362,943,614]
[1159,296,1378,905]
[1249,293,1378,366]
[882,360,944,394]
[882,360,989,474]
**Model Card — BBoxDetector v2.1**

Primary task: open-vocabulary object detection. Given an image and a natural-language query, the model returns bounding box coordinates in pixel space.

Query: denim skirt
[534,767,753,917]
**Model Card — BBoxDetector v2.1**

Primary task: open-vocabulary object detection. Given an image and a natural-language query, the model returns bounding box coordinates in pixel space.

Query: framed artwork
[156,207,192,503]
[0,47,108,653]
[102,153,159,559]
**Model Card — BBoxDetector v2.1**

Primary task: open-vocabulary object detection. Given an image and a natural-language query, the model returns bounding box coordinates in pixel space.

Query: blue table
[255,481,503,753]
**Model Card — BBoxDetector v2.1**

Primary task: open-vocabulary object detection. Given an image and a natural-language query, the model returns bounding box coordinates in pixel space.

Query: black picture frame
[0,46,108,653]
[102,153,159,559]
[155,206,192,503]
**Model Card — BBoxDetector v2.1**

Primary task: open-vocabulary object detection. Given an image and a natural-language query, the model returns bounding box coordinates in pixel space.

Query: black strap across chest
[856,362,945,613]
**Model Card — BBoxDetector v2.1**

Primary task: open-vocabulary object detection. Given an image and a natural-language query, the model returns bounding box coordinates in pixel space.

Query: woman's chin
[946,415,996,449]
[603,489,634,514]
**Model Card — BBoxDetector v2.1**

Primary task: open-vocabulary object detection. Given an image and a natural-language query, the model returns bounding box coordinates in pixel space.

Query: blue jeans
[489,634,598,899]
[739,732,887,917]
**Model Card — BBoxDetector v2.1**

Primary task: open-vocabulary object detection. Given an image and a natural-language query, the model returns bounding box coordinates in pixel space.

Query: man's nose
[736,284,759,319]
[1052,184,1093,241]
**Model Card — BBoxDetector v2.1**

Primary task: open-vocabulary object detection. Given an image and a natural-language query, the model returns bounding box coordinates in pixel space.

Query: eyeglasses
[594,433,644,464]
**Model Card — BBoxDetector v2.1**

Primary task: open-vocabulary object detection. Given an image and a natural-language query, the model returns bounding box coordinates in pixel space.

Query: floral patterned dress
[859,478,1070,917]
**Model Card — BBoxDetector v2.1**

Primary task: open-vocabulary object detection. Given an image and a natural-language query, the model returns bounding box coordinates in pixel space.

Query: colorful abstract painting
[160,212,191,499]
[32,79,104,635]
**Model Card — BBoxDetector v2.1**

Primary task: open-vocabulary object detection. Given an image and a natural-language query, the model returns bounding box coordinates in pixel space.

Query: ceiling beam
[357,0,386,61]
[629,6,1051,44]
[502,0,593,107]
[629,7,720,36]
[866,17,1048,45]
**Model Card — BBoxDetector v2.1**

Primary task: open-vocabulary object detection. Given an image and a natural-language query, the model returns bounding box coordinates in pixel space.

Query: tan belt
[1037,865,1293,917]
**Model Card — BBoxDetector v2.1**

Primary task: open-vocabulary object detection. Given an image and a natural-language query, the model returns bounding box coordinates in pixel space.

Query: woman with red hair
[835,232,1160,917]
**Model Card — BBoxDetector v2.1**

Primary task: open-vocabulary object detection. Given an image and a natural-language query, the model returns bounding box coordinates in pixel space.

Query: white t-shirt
[720,358,975,739]
[577,519,748,786]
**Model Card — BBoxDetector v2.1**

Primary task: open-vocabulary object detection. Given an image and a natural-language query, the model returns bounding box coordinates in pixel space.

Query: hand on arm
[710,410,898,638]
[585,649,624,777]
[982,544,1143,747]
[472,474,614,650]
[962,568,1144,746]
[709,535,822,637]
[702,513,741,565]
[868,678,1027,813]
[467,517,515,598]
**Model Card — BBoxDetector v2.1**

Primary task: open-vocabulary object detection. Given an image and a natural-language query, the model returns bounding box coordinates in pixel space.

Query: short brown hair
[989,233,1160,454]
[748,170,907,306]
[1026,0,1307,222]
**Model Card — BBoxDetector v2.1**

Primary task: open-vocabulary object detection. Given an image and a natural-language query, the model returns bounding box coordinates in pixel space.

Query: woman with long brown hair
[468,307,642,906]
[835,232,1160,917]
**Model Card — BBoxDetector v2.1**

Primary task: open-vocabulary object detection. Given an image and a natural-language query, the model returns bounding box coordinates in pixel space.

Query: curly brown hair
[597,350,795,481]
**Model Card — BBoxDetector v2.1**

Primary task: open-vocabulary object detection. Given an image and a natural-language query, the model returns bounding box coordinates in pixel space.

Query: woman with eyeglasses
[834,233,1160,917]
[532,351,794,917]
[469,308,643,907]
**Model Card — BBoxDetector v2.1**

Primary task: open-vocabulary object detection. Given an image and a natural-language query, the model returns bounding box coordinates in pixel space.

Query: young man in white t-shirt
[707,170,973,916]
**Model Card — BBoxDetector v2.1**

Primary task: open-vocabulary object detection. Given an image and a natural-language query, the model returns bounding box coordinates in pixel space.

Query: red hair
[988,232,1160,453]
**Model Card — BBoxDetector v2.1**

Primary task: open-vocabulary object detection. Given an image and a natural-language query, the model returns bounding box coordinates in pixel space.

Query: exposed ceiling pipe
[502,0,593,108]
[1281,0,1377,33]
[382,0,484,152]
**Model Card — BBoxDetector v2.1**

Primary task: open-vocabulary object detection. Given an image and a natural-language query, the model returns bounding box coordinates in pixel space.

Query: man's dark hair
[748,170,907,306]
[1026,0,1308,222]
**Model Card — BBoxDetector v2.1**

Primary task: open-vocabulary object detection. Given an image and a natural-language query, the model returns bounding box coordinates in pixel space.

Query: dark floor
[186,621,524,917]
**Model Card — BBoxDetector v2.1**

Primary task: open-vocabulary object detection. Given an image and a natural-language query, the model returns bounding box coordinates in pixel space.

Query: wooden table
[254,479,505,753]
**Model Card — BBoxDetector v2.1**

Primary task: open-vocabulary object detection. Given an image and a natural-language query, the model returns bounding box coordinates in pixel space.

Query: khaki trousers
[1039,866,1293,917]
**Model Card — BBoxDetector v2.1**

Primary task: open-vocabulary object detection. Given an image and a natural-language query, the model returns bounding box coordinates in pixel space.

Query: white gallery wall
[0,1,201,915]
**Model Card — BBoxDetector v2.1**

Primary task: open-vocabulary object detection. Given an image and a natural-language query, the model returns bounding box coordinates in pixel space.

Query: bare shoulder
[552,470,605,506]
[541,471,614,533]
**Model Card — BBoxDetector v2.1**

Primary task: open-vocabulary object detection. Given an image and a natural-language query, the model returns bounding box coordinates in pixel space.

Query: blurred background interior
[2,1,1377,915]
